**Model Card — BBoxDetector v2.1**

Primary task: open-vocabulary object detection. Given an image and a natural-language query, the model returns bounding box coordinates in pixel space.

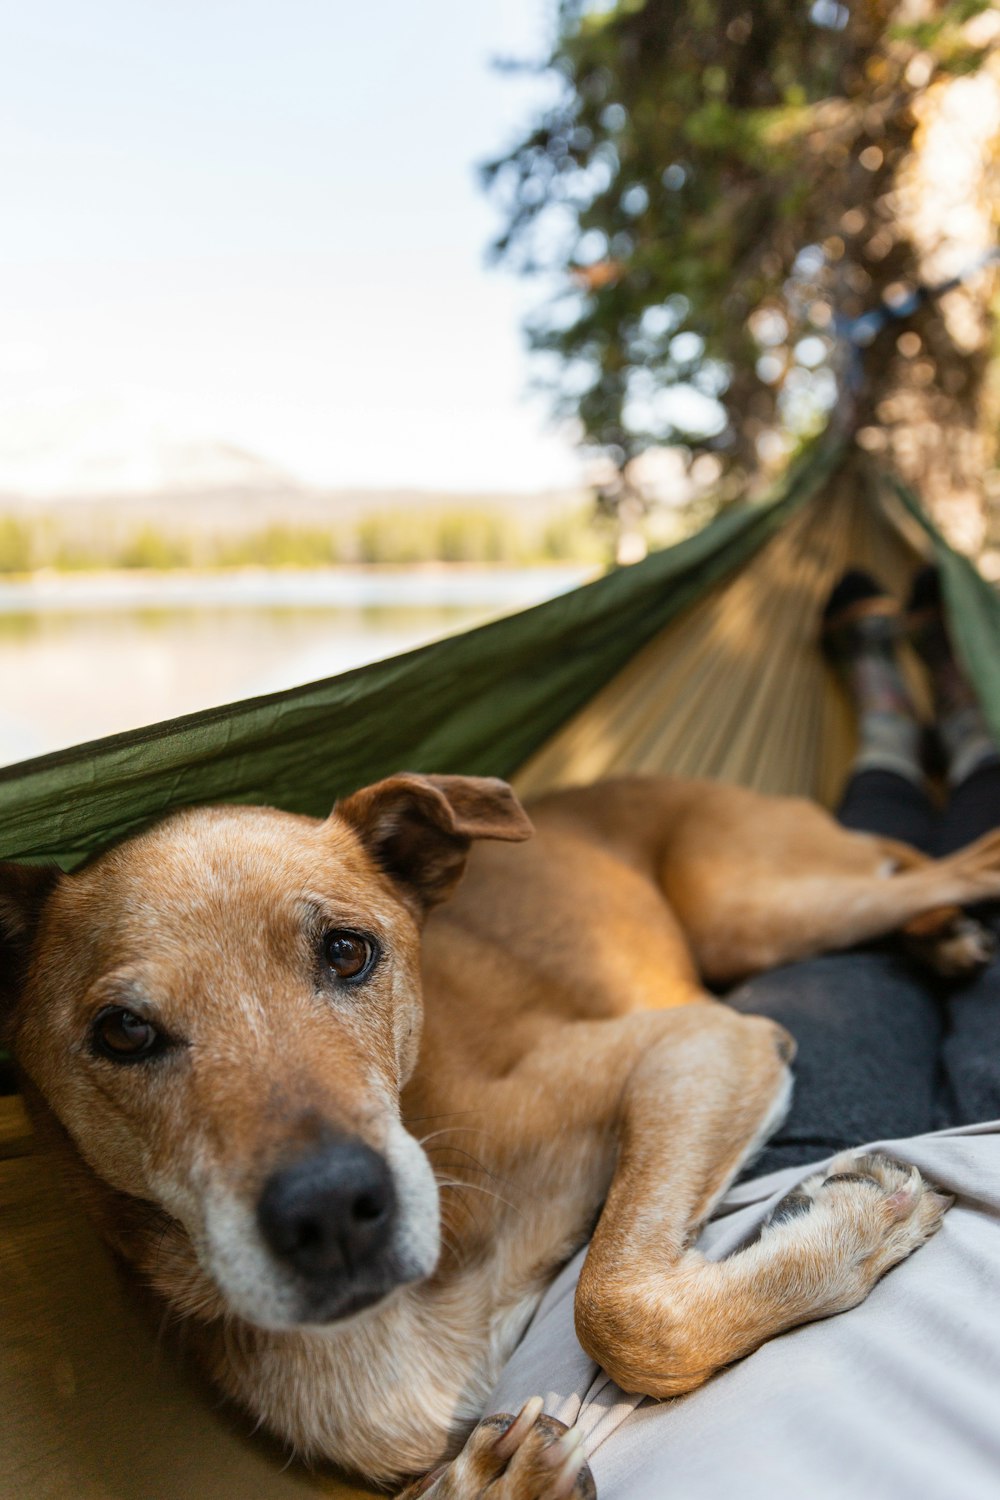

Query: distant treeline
[0,506,607,573]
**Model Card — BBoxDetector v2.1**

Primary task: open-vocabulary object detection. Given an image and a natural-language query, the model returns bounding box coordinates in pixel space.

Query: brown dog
[4,773,997,1497]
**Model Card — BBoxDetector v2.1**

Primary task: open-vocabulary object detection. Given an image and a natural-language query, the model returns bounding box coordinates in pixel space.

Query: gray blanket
[487,1123,1000,1500]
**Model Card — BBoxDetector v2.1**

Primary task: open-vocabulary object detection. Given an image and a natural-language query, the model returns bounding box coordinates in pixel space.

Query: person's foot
[822,569,924,784]
[905,565,954,688]
[906,565,999,786]
[821,569,902,668]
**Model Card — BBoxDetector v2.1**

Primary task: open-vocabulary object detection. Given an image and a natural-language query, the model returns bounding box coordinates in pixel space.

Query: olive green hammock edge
[0,441,996,869]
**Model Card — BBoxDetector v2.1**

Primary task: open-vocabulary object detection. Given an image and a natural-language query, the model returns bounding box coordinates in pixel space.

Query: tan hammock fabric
[516,473,932,808]
[0,1097,372,1500]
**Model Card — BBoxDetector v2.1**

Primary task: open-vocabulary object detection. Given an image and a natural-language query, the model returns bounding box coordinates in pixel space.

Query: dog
[4,771,998,1497]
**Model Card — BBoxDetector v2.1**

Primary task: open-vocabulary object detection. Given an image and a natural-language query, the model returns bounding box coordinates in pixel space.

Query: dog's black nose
[257,1138,396,1278]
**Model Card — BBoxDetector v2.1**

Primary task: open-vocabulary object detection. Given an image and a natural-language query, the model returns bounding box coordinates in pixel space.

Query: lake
[0,566,593,768]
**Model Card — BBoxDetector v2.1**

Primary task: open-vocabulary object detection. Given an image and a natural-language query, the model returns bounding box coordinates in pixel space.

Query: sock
[824,570,925,785]
[909,591,1000,787]
[941,707,1000,788]
[828,645,922,784]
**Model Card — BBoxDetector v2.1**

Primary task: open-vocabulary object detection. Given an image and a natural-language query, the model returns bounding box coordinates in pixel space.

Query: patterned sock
[940,707,1000,787]
[843,649,924,785]
[908,569,1000,787]
[824,571,924,784]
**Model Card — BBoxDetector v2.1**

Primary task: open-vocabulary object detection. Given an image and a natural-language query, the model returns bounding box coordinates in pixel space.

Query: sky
[0,0,586,493]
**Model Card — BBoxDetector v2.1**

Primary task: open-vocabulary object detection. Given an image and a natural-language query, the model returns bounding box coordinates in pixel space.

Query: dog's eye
[92,1007,164,1062]
[323,930,376,981]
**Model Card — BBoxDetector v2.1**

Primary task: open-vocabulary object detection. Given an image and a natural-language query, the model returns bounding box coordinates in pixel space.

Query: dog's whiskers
[436,1177,525,1221]
[403,1110,479,1126]
[422,1137,541,1206]
[425,1138,492,1178]
[417,1125,493,1149]
[438,1178,489,1240]
[422,1141,506,1181]
[436,1225,465,1271]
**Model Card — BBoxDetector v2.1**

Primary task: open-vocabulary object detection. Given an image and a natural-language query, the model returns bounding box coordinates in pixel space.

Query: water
[0,566,592,767]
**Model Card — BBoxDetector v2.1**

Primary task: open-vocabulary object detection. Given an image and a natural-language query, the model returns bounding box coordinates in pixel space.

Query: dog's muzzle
[256,1134,400,1320]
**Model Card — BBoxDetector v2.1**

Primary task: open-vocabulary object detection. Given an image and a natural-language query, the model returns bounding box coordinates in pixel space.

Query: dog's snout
[257,1138,396,1279]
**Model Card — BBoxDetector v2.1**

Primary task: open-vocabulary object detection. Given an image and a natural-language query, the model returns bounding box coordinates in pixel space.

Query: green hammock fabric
[0,441,996,869]
[891,475,1000,744]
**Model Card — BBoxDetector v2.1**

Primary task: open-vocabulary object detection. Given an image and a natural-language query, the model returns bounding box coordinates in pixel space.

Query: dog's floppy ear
[334,773,533,914]
[0,863,60,1028]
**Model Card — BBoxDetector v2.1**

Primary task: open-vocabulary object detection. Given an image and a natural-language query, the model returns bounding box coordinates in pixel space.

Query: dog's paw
[930,915,997,977]
[399,1398,595,1500]
[767,1150,952,1313]
[949,829,1000,900]
[903,913,997,979]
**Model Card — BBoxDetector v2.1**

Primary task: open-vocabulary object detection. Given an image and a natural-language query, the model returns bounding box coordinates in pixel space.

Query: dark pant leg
[726,768,943,1177]
[937,966,1000,1126]
[728,954,943,1177]
[932,763,1000,1125]
[836,767,936,852]
[933,762,1000,857]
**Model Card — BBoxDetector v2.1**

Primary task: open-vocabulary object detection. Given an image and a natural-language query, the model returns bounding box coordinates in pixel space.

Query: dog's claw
[545,1427,589,1499]
[405,1402,595,1499]
[493,1395,546,1460]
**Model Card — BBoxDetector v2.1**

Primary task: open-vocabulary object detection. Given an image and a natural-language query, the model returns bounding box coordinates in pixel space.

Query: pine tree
[485,1,1000,555]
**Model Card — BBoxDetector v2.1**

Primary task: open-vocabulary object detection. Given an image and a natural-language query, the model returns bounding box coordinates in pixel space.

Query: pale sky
[0,0,586,492]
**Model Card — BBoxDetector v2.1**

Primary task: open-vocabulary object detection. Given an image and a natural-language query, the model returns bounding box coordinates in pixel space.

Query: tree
[484,1,1000,555]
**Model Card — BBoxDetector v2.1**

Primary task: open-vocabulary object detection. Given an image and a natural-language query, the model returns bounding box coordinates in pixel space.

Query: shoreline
[0,562,598,613]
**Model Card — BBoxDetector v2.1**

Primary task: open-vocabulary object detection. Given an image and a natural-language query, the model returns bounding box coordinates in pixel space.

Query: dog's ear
[334,773,533,914]
[0,863,60,1028]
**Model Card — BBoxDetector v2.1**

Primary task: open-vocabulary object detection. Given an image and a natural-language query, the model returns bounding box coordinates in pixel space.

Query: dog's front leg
[573,1004,951,1398]
[397,1399,594,1500]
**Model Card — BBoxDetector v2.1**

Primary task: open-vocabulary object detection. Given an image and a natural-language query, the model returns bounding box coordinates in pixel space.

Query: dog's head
[0,773,531,1331]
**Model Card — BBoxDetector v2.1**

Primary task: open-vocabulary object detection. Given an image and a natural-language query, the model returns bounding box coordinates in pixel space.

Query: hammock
[2,439,999,1500]
[2,440,998,870]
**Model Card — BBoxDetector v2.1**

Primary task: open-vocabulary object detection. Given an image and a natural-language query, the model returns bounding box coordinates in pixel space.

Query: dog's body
[5,773,999,1497]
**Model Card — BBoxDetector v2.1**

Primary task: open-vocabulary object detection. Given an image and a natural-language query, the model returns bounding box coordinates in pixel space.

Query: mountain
[0,420,301,506]
[0,406,582,527]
